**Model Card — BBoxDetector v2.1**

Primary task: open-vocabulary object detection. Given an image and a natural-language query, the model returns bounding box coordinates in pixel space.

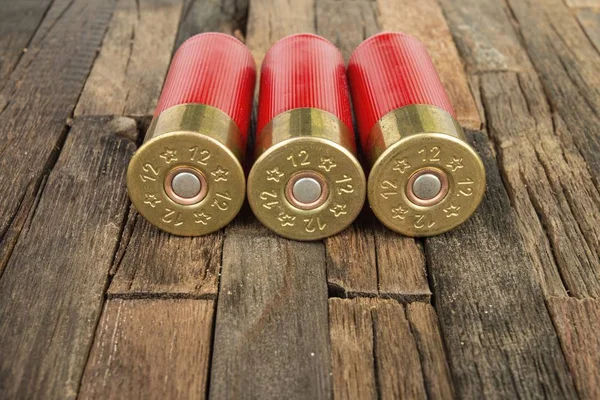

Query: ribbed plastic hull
[154,32,256,144]
[257,33,353,134]
[348,32,455,147]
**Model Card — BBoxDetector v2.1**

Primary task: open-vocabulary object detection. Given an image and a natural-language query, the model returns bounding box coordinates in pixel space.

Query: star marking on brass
[143,193,161,208]
[160,148,178,164]
[211,166,229,182]
[446,157,464,172]
[391,204,409,219]
[278,212,296,227]
[392,158,411,174]
[266,167,285,182]
[318,157,337,172]
[443,203,461,218]
[329,203,348,217]
[194,210,212,225]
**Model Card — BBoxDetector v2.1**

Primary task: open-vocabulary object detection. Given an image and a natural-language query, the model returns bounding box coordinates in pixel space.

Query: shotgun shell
[127,33,255,235]
[248,34,366,241]
[348,33,485,236]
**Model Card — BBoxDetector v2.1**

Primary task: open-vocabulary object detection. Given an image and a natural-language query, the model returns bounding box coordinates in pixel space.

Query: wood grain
[406,303,455,399]
[75,0,184,117]
[0,117,134,399]
[375,227,430,302]
[0,0,116,276]
[175,0,249,48]
[577,8,600,53]
[209,219,331,399]
[481,71,600,297]
[564,0,600,8]
[330,221,430,303]
[108,180,219,296]
[326,214,378,298]
[108,215,222,297]
[0,0,53,90]
[506,0,600,184]
[373,299,427,399]
[426,131,578,398]
[329,298,378,400]
[375,0,481,130]
[329,299,453,400]
[437,0,534,73]
[440,0,600,298]
[78,299,215,400]
[316,0,379,60]
[547,297,600,400]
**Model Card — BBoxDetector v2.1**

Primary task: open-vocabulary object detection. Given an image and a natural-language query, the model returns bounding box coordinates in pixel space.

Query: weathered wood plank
[0,0,116,276]
[175,0,249,48]
[329,299,452,400]
[375,228,430,301]
[577,8,600,53]
[78,299,214,400]
[565,0,600,8]
[329,298,378,400]
[75,0,184,117]
[108,215,222,297]
[0,116,134,399]
[481,71,600,297]
[506,0,600,184]
[375,0,482,130]
[0,0,53,90]
[437,0,534,73]
[373,300,427,399]
[547,297,600,400]
[326,214,378,298]
[426,131,578,398]
[209,219,331,399]
[440,0,600,297]
[316,0,379,60]
[406,303,455,400]
[328,220,429,303]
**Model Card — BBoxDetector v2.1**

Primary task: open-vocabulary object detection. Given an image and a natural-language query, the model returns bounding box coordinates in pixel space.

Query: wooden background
[0,0,599,398]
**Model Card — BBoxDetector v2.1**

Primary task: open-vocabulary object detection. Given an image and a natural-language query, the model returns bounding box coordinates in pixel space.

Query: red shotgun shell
[127,33,256,236]
[248,34,366,241]
[348,32,485,236]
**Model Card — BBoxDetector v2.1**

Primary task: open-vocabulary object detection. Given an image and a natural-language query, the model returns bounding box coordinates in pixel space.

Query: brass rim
[127,104,245,236]
[366,105,486,237]
[248,109,366,241]
[254,107,357,159]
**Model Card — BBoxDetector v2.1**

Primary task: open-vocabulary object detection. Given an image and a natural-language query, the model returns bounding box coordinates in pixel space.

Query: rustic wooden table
[0,0,599,398]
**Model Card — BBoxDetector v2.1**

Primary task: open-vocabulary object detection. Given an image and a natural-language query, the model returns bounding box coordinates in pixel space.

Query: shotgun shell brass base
[367,105,485,236]
[248,108,366,241]
[127,104,245,236]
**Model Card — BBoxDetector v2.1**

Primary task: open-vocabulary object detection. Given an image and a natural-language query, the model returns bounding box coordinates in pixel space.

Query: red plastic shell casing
[127,33,255,237]
[348,32,486,238]
[248,34,366,241]
[256,33,354,134]
[347,32,455,149]
[155,32,256,147]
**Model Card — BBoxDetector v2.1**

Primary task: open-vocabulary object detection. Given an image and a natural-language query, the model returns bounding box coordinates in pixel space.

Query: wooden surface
[0,0,598,399]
